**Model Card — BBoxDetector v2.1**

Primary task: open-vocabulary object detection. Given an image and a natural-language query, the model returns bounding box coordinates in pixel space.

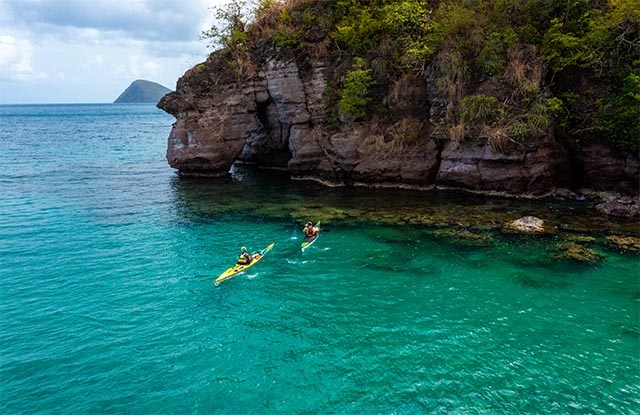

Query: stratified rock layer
[158,44,638,198]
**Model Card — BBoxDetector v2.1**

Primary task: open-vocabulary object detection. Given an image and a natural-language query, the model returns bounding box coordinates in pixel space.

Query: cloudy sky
[0,0,224,104]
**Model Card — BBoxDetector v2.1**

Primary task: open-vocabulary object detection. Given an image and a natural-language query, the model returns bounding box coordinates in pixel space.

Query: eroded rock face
[436,137,570,195]
[157,44,638,199]
[159,63,267,175]
[576,141,640,195]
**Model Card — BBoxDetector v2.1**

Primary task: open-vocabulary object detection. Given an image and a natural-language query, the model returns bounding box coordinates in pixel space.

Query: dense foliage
[202,0,639,151]
[338,57,373,119]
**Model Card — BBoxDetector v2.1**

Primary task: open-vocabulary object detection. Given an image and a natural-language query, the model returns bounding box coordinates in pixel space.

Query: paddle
[316,221,329,233]
[315,220,329,233]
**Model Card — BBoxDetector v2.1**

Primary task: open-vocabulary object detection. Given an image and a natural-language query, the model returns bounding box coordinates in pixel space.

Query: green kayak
[301,221,321,251]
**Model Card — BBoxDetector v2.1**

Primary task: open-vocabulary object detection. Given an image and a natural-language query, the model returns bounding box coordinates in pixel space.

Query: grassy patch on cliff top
[202,0,639,151]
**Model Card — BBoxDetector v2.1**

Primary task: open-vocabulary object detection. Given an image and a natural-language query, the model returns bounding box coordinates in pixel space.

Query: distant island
[114,80,172,103]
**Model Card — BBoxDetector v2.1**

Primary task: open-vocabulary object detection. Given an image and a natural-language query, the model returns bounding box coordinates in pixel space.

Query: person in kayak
[237,246,253,265]
[303,221,319,238]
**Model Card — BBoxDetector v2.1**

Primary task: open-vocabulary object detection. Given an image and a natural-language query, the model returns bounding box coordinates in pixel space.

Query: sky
[0,0,225,104]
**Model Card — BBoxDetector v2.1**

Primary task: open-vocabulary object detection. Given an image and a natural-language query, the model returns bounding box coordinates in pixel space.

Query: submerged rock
[555,242,604,263]
[605,236,640,254]
[508,272,569,289]
[564,234,597,244]
[431,228,493,247]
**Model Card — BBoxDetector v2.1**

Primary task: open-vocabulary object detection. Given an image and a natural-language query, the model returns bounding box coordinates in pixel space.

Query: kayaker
[303,221,319,238]
[237,246,253,265]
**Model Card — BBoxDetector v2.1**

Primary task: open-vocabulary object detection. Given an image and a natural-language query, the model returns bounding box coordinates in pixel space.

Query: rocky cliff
[158,36,638,199]
[158,46,637,198]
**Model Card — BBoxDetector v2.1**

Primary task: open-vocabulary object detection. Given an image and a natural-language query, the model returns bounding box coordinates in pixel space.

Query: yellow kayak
[214,243,275,285]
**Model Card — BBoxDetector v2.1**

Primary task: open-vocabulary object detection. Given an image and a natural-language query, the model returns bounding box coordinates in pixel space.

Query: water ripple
[1,104,638,414]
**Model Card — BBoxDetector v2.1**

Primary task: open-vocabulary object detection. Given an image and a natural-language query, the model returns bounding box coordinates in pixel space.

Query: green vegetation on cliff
[202,0,639,151]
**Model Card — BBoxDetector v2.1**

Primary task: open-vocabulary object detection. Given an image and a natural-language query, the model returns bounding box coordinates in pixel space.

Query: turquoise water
[0,104,638,414]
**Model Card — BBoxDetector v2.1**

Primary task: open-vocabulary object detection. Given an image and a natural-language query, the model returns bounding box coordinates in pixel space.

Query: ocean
[0,103,638,414]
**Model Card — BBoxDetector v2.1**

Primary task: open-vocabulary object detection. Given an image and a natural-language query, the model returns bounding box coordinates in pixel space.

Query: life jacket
[237,253,252,265]
[305,227,316,237]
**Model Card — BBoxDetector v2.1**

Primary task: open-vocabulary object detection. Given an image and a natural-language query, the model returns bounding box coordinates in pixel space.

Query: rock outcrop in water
[156,1,639,201]
[502,216,556,235]
[158,46,638,200]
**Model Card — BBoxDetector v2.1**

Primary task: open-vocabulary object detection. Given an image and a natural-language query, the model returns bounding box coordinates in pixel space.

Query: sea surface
[0,103,638,414]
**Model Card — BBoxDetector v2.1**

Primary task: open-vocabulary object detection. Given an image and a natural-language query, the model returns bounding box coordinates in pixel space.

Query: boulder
[502,216,557,235]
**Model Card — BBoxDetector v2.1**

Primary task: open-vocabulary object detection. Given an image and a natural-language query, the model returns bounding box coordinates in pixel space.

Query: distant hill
[114,80,172,103]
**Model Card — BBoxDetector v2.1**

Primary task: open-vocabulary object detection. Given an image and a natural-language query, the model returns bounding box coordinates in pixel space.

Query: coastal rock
[436,134,570,195]
[264,58,310,124]
[157,37,638,198]
[577,141,640,195]
[502,216,556,235]
[287,125,336,181]
[158,56,289,175]
[161,78,265,175]
[596,201,640,217]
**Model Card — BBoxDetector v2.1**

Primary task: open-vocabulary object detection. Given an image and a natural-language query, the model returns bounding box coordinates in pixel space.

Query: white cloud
[113,54,160,81]
[82,54,105,70]
[0,0,225,103]
[0,35,48,82]
[3,0,218,42]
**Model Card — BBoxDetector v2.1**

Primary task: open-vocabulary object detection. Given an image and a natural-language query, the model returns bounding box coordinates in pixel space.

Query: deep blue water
[0,103,638,414]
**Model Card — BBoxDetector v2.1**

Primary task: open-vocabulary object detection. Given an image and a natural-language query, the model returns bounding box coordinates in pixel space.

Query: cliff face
[157,43,638,197]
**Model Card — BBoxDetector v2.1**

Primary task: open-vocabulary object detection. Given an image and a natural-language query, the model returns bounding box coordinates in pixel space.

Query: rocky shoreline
[173,165,640,263]
[158,44,638,203]
[157,26,638,263]
[259,163,639,221]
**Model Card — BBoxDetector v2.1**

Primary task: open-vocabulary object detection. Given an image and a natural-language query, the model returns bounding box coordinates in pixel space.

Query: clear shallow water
[0,104,638,414]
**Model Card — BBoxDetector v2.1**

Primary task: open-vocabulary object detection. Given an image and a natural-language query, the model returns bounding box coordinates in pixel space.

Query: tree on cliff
[200,0,638,151]
[201,0,249,53]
